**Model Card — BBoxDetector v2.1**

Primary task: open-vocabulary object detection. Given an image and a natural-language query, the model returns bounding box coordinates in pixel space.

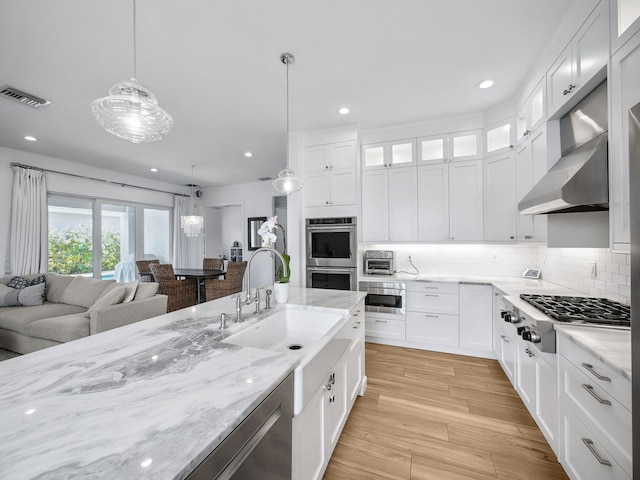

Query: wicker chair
[203,257,225,271]
[149,263,198,312]
[136,259,160,282]
[204,261,247,301]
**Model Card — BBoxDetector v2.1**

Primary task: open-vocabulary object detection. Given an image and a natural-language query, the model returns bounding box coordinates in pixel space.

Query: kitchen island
[0,287,365,480]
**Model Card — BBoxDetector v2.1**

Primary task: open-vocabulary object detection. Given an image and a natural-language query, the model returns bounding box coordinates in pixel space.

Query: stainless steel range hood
[518,131,608,214]
[518,80,608,215]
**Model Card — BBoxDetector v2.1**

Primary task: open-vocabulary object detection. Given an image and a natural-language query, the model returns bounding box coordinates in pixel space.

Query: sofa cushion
[44,273,76,303]
[59,276,114,308]
[134,282,159,300]
[120,280,139,302]
[0,283,45,307]
[27,313,90,343]
[0,302,87,335]
[85,286,126,318]
[7,274,46,290]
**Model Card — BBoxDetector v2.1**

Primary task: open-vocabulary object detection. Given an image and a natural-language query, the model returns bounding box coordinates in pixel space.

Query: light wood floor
[323,343,569,480]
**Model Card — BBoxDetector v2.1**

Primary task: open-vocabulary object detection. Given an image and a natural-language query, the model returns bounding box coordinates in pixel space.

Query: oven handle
[307,266,356,275]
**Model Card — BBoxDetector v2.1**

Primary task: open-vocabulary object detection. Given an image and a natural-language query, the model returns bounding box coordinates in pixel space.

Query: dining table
[173,268,226,304]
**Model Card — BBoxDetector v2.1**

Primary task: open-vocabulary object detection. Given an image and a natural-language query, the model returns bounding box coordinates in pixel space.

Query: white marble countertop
[0,287,365,480]
[554,324,632,381]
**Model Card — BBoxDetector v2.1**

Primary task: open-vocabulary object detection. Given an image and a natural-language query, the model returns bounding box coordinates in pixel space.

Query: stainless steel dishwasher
[187,373,293,480]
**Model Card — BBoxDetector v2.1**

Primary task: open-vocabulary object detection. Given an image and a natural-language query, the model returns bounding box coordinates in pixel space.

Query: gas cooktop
[519,294,631,327]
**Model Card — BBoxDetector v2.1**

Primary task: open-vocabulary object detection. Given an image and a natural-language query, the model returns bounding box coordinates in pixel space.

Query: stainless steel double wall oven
[305,217,357,290]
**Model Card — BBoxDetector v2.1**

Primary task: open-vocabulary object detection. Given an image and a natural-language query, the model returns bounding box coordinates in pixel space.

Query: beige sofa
[0,272,168,354]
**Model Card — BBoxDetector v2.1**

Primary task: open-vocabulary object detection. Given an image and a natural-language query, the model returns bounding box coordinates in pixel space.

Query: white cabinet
[417,163,449,241]
[493,295,517,386]
[406,282,459,347]
[365,311,406,342]
[557,332,632,479]
[609,27,640,251]
[458,284,493,352]
[362,139,416,170]
[611,0,640,53]
[292,304,366,480]
[418,129,482,163]
[547,1,609,117]
[362,166,418,242]
[515,338,558,453]
[449,160,483,241]
[515,124,549,242]
[516,79,546,145]
[305,141,357,207]
[483,152,517,241]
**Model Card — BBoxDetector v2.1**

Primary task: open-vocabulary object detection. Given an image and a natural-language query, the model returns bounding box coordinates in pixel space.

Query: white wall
[0,147,188,275]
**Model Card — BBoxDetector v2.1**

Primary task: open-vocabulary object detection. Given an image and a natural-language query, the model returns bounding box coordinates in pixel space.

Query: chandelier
[181,165,204,237]
[91,0,173,143]
[273,53,302,195]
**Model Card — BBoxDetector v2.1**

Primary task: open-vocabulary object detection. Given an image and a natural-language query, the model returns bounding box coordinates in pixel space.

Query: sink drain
[287,344,303,351]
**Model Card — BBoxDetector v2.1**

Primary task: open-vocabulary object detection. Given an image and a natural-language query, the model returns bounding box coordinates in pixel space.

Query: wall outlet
[491,253,498,262]
[590,261,597,278]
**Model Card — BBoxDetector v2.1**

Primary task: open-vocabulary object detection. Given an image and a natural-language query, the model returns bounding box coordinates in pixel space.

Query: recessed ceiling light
[338,107,350,115]
[24,135,37,142]
[150,168,158,172]
[244,152,253,157]
[477,79,494,89]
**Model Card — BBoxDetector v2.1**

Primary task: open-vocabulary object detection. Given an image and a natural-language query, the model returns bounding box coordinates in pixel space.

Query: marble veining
[555,325,631,381]
[0,287,364,480]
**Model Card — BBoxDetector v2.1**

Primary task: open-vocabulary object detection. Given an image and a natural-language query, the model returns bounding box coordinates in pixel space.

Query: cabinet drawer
[407,281,459,294]
[559,402,630,480]
[365,316,405,341]
[559,356,632,475]
[406,290,458,315]
[558,335,631,410]
[406,311,459,346]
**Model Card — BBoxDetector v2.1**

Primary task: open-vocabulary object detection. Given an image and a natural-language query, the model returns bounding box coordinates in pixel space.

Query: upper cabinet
[305,141,357,207]
[516,80,546,146]
[362,139,416,170]
[611,0,640,53]
[418,130,482,164]
[547,1,609,117]
[485,119,515,156]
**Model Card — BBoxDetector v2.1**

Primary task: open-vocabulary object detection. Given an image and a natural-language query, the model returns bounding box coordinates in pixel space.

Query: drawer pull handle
[423,294,440,297]
[375,320,388,324]
[582,384,612,405]
[500,335,510,343]
[525,348,534,357]
[424,314,439,318]
[581,363,611,382]
[581,438,612,466]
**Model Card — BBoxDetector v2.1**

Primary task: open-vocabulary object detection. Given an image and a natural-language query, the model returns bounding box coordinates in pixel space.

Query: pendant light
[91,0,173,143]
[181,165,204,237]
[273,53,302,195]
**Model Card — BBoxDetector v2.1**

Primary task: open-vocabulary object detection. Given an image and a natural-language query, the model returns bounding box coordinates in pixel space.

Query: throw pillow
[60,276,115,308]
[85,286,126,318]
[0,282,45,307]
[7,274,46,290]
[120,280,139,303]
[133,282,159,300]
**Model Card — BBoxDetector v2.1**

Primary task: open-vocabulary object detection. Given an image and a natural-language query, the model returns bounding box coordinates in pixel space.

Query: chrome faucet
[235,247,290,322]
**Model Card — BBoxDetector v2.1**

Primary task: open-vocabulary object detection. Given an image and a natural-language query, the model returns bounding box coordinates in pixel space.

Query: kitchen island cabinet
[0,287,366,480]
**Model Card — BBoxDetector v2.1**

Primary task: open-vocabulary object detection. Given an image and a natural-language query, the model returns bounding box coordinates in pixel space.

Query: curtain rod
[10,162,190,197]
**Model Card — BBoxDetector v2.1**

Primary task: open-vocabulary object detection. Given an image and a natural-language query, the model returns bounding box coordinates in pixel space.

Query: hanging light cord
[285,57,290,169]
[191,165,196,214]
[132,0,137,79]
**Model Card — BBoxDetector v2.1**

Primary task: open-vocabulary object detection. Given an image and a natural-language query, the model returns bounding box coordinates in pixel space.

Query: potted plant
[258,216,290,302]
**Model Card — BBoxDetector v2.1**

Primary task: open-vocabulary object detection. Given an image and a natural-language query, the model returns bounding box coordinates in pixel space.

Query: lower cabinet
[292,304,365,480]
[459,284,493,352]
[515,337,558,453]
[557,331,632,479]
[493,292,516,384]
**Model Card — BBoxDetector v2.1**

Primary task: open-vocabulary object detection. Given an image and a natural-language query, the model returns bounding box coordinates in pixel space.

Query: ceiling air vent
[0,85,51,108]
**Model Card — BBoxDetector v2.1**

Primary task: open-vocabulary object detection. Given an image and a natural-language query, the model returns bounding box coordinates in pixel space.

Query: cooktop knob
[503,312,521,324]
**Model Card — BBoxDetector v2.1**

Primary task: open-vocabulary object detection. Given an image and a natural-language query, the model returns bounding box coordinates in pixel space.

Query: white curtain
[10,166,48,275]
[173,195,204,268]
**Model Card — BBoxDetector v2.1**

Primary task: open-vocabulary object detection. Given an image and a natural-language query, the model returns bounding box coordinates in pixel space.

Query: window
[47,195,172,281]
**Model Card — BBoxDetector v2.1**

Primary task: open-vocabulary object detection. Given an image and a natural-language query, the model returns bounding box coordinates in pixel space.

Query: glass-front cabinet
[361,139,416,170]
[417,129,482,164]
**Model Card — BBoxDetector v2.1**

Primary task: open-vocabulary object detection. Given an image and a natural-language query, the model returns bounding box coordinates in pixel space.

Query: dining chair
[204,261,247,301]
[136,259,160,282]
[149,263,198,312]
[203,257,225,271]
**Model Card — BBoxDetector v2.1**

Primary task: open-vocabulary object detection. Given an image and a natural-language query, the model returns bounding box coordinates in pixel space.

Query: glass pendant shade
[273,167,302,195]
[91,78,173,143]
[180,214,204,237]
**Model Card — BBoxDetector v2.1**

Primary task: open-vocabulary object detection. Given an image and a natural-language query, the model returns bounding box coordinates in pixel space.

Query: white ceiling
[0,0,573,188]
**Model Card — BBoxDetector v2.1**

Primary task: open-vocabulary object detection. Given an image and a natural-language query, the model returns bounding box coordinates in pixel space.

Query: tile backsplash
[364,244,630,305]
